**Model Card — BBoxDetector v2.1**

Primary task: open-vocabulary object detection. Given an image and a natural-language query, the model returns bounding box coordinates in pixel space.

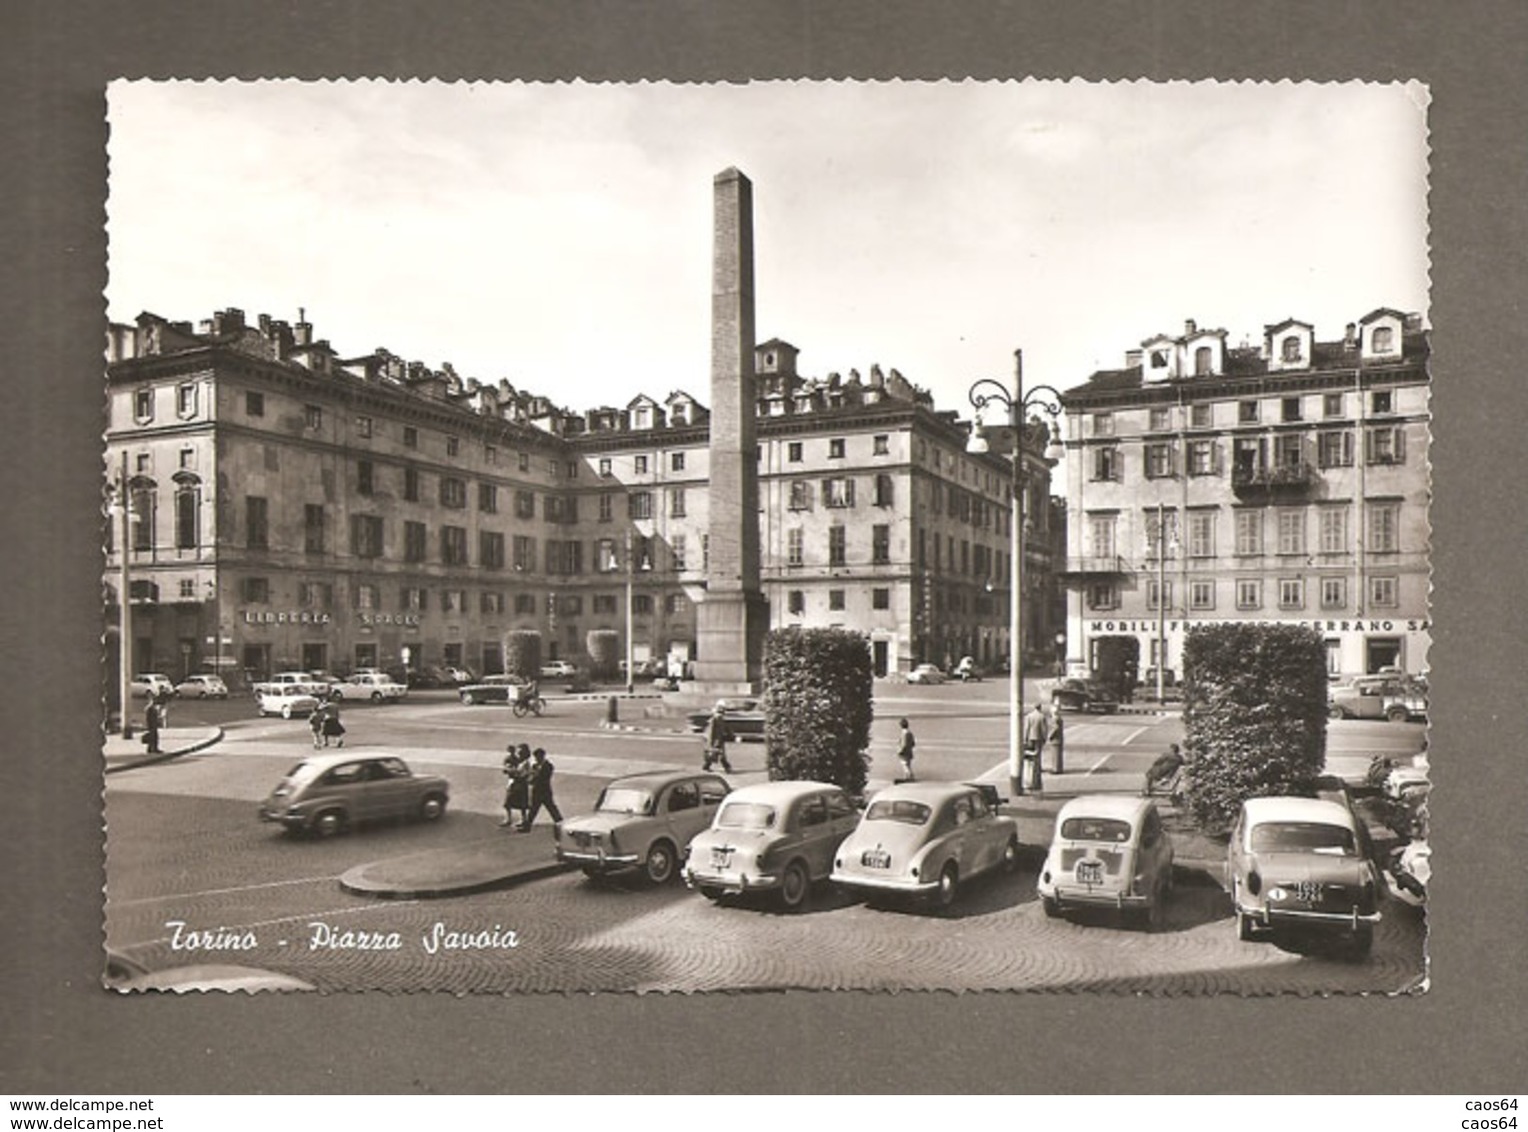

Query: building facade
[105,308,1061,691]
[1057,309,1430,683]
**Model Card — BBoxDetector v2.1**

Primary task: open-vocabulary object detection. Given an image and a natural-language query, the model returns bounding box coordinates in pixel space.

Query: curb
[338,858,574,900]
[104,727,225,775]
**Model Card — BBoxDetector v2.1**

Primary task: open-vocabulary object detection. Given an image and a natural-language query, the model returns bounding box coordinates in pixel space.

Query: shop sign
[241,610,332,626]
[1087,618,1431,635]
[359,612,421,627]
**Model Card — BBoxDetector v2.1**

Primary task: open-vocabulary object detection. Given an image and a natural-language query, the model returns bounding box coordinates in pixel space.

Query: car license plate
[1294,880,1322,904]
[861,848,891,869]
[710,847,733,869]
[1076,861,1103,886]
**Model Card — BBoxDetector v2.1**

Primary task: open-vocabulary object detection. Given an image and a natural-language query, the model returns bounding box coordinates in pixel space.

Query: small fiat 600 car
[831,781,1020,909]
[1036,795,1176,930]
[683,781,861,910]
[259,753,449,837]
[555,770,731,885]
[1227,796,1381,955]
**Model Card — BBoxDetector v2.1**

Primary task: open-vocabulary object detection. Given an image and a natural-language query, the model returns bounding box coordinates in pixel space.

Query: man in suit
[1021,702,1049,794]
[520,747,563,831]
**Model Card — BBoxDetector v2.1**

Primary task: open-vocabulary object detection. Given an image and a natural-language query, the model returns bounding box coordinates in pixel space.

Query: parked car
[1050,677,1120,714]
[252,671,330,698]
[1227,796,1381,955]
[906,664,948,685]
[1036,795,1176,930]
[953,656,984,682]
[173,673,229,699]
[1328,674,1428,722]
[255,689,322,719]
[130,673,175,699]
[686,698,767,740]
[443,665,475,685]
[457,673,528,705]
[683,781,861,910]
[405,664,456,689]
[555,770,732,884]
[258,753,449,837]
[540,660,579,680]
[326,671,407,703]
[831,781,1020,909]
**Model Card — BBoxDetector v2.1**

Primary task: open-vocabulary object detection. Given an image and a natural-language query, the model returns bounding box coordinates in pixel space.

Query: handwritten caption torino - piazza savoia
[165,919,519,956]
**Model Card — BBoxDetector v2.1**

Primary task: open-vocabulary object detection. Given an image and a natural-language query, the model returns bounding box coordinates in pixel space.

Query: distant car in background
[540,660,579,680]
[907,664,948,685]
[255,689,322,719]
[1050,677,1120,714]
[130,673,175,699]
[252,671,331,698]
[326,671,407,703]
[457,673,528,705]
[174,673,229,699]
[953,656,984,682]
[686,699,766,740]
[1328,674,1428,722]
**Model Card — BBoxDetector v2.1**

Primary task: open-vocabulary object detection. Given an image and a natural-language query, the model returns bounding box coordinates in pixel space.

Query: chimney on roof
[1125,349,1143,368]
[1404,313,1423,332]
[1344,322,1358,349]
[293,307,312,347]
[1184,319,1197,336]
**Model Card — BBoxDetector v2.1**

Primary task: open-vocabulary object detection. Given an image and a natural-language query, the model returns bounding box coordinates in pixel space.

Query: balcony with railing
[1059,555,1129,579]
[1231,459,1319,499]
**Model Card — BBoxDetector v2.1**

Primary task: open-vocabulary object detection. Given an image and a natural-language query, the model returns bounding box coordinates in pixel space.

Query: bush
[762,627,874,795]
[1180,623,1329,831]
[586,629,620,680]
[503,630,542,681]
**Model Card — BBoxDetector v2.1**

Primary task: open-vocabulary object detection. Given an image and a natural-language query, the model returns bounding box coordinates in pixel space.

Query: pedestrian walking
[1021,702,1048,794]
[142,693,165,755]
[309,700,326,748]
[520,747,563,830]
[896,717,917,782]
[1045,705,1065,775]
[702,705,734,773]
[320,694,346,748]
[501,743,531,829]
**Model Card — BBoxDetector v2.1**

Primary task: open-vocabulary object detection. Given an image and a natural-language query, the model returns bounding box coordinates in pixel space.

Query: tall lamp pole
[967,350,1064,798]
[625,528,635,693]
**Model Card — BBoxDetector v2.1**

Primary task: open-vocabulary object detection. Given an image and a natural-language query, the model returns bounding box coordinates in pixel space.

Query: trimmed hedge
[1180,623,1329,831]
[762,627,874,795]
[504,630,542,681]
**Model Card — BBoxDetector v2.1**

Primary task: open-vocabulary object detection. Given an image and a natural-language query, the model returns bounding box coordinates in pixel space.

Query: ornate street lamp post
[967,350,1064,798]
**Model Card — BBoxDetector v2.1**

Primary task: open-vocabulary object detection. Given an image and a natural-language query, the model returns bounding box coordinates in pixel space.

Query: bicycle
[512,695,546,718]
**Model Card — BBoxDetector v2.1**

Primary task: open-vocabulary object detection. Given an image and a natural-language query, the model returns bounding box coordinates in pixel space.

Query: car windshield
[864,799,932,825]
[1059,817,1133,843]
[1250,821,1357,855]
[716,802,776,831]
[284,761,324,783]
[597,787,654,816]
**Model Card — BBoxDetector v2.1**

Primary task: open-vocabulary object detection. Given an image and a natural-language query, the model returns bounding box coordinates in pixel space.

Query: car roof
[290,752,405,772]
[605,769,726,792]
[1055,794,1155,823]
[721,780,842,805]
[869,781,986,805]
[1242,796,1355,826]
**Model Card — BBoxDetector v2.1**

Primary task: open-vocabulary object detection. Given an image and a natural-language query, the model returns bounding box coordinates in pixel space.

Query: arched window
[173,473,201,550]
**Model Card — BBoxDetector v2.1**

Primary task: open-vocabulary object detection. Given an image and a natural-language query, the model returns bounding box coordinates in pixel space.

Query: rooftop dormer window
[1281,336,1303,363]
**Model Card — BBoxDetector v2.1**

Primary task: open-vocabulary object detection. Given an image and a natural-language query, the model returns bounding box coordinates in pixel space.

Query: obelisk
[694,167,766,692]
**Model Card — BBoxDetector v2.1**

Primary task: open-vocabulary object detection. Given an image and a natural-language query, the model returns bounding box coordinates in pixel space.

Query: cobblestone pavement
[106,790,1426,997]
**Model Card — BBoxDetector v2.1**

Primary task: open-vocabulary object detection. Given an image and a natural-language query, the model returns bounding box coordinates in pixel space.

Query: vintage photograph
[102,79,1430,994]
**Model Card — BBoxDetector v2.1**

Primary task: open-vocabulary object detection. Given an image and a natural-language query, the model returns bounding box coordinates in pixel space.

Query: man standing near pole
[1022,701,1048,794]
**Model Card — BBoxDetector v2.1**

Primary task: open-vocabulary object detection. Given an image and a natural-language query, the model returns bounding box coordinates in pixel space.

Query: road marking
[112,874,347,908]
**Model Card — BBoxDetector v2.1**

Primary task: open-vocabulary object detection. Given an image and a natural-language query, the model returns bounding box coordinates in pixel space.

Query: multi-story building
[105,307,1060,692]
[1057,309,1430,683]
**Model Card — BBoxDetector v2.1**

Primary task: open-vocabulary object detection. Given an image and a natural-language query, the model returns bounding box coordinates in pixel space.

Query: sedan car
[555,771,732,884]
[906,664,948,685]
[1328,674,1428,722]
[831,782,1020,909]
[173,673,228,699]
[540,660,579,679]
[1049,677,1120,714]
[457,673,528,705]
[1227,796,1381,955]
[683,781,861,910]
[686,699,767,740]
[255,689,322,719]
[326,671,407,703]
[1036,795,1175,930]
[258,753,450,837]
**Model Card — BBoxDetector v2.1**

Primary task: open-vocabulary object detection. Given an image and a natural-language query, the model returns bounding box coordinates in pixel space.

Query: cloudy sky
[107,80,1429,417]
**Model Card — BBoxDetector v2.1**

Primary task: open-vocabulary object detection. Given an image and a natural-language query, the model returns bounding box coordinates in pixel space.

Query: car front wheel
[1328,704,1346,720]
[460,691,476,705]
[418,795,446,822]
[312,810,346,838]
[643,840,678,885]
[934,863,959,909]
[1001,838,1020,874]
[281,704,295,719]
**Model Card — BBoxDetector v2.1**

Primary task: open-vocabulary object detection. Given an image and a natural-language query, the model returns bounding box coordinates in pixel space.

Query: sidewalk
[103,725,225,774]
[339,826,571,899]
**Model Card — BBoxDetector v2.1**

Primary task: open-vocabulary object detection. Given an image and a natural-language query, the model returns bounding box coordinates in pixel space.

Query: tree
[762,627,874,795]
[1180,623,1329,830]
[586,629,620,681]
[503,630,542,681]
